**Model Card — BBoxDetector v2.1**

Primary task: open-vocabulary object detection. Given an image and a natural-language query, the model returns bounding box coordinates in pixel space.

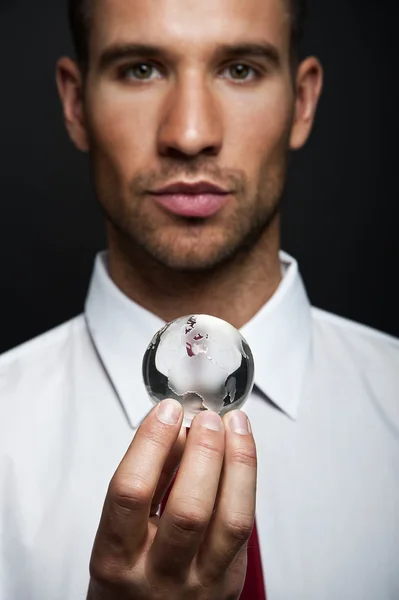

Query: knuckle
[224,514,254,544]
[169,507,208,537]
[195,438,224,461]
[140,423,171,451]
[110,476,149,512]
[90,557,129,589]
[229,445,257,468]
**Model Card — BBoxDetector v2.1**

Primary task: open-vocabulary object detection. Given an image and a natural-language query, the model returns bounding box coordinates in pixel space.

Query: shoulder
[0,315,89,407]
[309,308,399,437]
[0,314,87,370]
[311,306,399,357]
[310,307,399,410]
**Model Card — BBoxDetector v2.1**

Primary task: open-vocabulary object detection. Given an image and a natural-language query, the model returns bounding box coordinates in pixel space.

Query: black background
[1,0,398,355]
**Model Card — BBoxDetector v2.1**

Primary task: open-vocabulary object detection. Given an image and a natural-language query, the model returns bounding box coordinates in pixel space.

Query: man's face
[81,0,298,270]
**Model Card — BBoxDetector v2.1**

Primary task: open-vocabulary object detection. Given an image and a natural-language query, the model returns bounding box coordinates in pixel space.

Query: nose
[157,74,223,159]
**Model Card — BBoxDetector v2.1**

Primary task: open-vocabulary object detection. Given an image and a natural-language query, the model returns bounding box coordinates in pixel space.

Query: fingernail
[157,399,182,425]
[200,411,222,432]
[228,411,251,435]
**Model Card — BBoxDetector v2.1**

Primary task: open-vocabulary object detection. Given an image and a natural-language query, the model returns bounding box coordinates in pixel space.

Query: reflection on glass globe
[143,314,255,426]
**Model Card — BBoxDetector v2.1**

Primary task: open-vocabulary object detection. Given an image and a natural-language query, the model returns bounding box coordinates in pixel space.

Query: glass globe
[143,314,255,426]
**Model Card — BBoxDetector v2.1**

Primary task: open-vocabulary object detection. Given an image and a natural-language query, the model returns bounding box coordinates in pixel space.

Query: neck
[106,216,282,330]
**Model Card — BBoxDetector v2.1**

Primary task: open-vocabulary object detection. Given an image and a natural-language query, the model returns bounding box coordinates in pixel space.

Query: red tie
[160,430,267,599]
[240,519,267,600]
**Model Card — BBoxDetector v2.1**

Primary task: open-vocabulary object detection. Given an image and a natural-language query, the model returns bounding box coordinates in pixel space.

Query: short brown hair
[68,0,307,72]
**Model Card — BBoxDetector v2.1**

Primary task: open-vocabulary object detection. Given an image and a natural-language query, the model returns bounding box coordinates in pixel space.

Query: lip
[150,180,230,195]
[148,180,231,218]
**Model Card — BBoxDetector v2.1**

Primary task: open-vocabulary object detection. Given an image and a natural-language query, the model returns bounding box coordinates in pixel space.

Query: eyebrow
[99,44,168,71]
[216,43,281,67]
[98,41,281,71]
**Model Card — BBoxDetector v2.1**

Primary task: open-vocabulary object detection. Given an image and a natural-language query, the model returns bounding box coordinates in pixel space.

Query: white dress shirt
[1,251,398,600]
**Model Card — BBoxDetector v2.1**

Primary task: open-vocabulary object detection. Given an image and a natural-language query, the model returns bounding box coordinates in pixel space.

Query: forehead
[90,0,291,56]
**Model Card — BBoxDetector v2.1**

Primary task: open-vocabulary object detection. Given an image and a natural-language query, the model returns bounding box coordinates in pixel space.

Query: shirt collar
[240,251,312,420]
[85,250,312,428]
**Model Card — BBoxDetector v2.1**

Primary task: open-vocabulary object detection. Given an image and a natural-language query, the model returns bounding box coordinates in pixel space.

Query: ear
[56,57,89,152]
[289,56,323,150]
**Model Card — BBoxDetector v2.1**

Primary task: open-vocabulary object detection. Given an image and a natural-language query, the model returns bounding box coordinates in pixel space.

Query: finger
[149,410,225,576]
[150,424,187,517]
[198,410,257,580]
[91,399,183,572]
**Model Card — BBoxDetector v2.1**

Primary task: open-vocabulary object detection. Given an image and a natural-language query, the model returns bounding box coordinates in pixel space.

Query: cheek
[86,83,158,178]
[222,82,294,175]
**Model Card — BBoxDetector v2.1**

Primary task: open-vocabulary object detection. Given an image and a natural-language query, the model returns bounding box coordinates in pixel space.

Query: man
[0,0,398,598]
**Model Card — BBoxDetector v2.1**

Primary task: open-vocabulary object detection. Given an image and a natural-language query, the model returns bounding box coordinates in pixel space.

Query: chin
[154,256,224,272]
[109,205,271,272]
[134,224,224,270]
[147,238,243,273]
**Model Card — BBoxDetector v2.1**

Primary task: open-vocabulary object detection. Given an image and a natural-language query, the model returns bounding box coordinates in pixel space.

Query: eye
[224,63,257,82]
[121,62,161,81]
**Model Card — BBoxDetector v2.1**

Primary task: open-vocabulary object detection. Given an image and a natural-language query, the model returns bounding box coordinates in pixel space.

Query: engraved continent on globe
[142,314,255,426]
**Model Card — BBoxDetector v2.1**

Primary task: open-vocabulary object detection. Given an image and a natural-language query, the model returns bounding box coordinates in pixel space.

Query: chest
[3,381,399,600]
[247,381,399,600]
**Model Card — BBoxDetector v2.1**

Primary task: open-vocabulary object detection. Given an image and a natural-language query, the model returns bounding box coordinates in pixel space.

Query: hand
[87,399,257,600]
